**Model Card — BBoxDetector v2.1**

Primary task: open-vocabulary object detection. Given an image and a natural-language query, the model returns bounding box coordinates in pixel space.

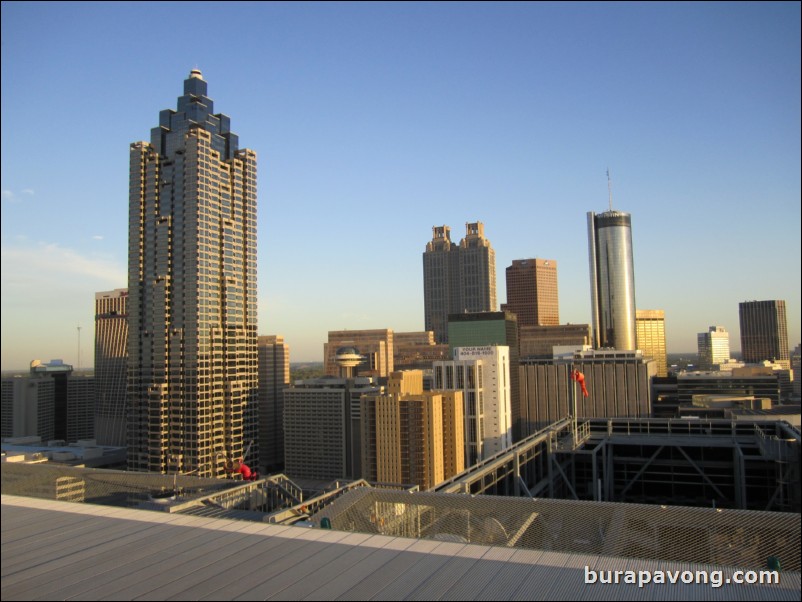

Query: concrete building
[127,70,259,477]
[361,370,465,490]
[433,345,512,466]
[518,323,591,359]
[520,349,655,432]
[676,371,781,406]
[283,376,382,481]
[323,329,393,378]
[734,363,793,401]
[448,311,521,441]
[258,335,290,473]
[94,288,128,446]
[66,376,95,443]
[1,377,55,441]
[697,326,731,371]
[501,258,559,326]
[29,359,72,441]
[587,210,637,350]
[793,343,801,398]
[739,300,790,369]
[392,331,449,370]
[636,309,667,377]
[423,223,497,344]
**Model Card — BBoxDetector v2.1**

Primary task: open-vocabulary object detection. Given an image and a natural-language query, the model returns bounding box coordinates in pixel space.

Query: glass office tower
[127,70,258,477]
[588,210,637,350]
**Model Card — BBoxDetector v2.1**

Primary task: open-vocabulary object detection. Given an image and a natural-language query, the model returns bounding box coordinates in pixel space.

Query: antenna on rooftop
[607,168,613,211]
[77,325,81,371]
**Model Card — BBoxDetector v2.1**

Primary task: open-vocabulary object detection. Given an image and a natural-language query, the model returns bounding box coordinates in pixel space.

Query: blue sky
[1,2,800,369]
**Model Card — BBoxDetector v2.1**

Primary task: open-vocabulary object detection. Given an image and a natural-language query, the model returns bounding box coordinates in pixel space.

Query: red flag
[571,369,589,397]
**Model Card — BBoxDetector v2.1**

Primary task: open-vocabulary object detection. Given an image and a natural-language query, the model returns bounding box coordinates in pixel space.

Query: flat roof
[2,495,799,601]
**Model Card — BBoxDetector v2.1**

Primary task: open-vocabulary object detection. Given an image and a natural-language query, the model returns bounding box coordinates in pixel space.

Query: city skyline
[2,2,800,369]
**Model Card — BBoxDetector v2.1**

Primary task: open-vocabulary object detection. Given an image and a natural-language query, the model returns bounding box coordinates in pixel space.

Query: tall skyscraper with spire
[423,222,497,343]
[587,206,636,350]
[127,70,258,478]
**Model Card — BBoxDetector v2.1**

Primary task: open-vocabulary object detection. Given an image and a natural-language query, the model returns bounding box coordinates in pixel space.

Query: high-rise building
[501,258,559,327]
[636,309,667,377]
[1,377,55,441]
[94,288,128,446]
[29,359,72,441]
[587,210,636,350]
[258,335,290,473]
[423,222,497,343]
[283,376,381,481]
[323,329,394,377]
[66,375,95,442]
[739,300,790,369]
[433,345,512,466]
[791,343,801,398]
[127,70,258,477]
[448,311,521,440]
[361,370,465,490]
[697,326,731,371]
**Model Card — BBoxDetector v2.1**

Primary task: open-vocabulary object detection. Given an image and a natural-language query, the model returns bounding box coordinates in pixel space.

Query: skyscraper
[433,345,512,466]
[501,258,559,326]
[258,335,290,472]
[739,301,790,369]
[361,370,465,490]
[423,222,497,343]
[127,70,258,477]
[635,309,667,377]
[94,288,128,446]
[448,311,521,440]
[587,210,637,350]
[697,326,731,371]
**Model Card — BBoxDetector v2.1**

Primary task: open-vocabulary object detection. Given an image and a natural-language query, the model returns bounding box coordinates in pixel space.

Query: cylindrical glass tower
[587,211,636,350]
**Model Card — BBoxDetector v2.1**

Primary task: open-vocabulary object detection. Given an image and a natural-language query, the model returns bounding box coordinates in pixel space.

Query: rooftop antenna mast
[77,325,81,370]
[607,168,613,211]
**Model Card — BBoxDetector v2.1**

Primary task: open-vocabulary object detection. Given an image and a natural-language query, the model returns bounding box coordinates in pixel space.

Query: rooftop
[3,495,799,601]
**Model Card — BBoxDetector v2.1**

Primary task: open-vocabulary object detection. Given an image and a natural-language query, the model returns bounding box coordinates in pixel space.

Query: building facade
[127,70,258,477]
[448,311,521,441]
[323,329,394,378]
[361,370,465,490]
[66,376,95,443]
[433,345,512,466]
[501,258,559,327]
[423,223,497,344]
[518,323,592,359]
[283,377,381,481]
[676,371,780,407]
[636,309,667,377]
[29,359,72,441]
[258,335,290,472]
[739,300,790,369]
[393,331,449,370]
[94,288,129,446]
[587,211,637,350]
[697,326,731,371]
[519,349,655,432]
[1,377,55,441]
